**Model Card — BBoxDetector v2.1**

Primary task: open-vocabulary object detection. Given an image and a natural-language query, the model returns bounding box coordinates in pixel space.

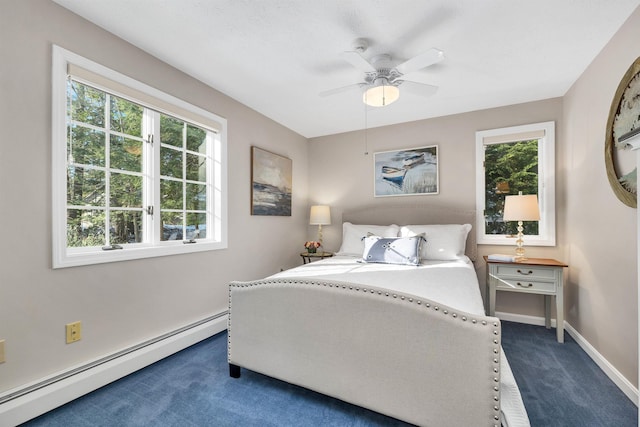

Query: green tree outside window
[484,140,539,236]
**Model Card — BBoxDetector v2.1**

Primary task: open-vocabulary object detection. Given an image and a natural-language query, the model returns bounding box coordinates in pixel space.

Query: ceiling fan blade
[340,51,376,73]
[397,80,438,97]
[319,83,366,97]
[395,48,444,75]
[396,72,437,86]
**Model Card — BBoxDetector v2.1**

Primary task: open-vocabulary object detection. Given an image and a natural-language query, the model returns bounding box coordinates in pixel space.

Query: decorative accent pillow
[399,224,472,261]
[336,223,400,256]
[361,235,424,266]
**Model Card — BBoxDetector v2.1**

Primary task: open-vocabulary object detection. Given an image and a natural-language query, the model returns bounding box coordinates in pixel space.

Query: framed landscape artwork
[374,145,439,197]
[251,146,292,216]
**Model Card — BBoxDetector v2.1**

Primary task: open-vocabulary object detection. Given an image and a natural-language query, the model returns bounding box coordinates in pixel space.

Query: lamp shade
[309,205,331,225]
[363,80,399,107]
[503,194,540,221]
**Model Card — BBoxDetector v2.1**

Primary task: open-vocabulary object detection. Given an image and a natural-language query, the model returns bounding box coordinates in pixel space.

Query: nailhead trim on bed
[229,278,502,426]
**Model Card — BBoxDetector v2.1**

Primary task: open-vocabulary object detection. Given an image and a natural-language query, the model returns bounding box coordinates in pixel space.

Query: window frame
[475,121,556,246]
[52,45,227,268]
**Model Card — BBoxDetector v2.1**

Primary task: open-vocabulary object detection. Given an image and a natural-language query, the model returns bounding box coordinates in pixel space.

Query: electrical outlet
[66,321,82,344]
[0,340,5,363]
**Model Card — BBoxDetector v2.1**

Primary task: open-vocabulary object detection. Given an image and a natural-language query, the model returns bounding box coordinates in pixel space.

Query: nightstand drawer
[495,278,556,293]
[495,264,555,279]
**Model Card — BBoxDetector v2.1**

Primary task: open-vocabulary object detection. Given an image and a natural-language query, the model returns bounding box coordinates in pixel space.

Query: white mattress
[272,255,530,427]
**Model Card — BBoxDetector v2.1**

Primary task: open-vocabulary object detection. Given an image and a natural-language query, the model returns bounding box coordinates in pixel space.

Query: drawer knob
[516,282,533,288]
[517,269,533,275]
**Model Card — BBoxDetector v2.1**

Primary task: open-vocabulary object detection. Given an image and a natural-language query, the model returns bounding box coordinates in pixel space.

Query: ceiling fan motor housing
[365,69,403,87]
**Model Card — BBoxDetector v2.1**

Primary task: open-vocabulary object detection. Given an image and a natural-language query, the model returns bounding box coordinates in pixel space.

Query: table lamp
[503,192,540,260]
[309,205,331,247]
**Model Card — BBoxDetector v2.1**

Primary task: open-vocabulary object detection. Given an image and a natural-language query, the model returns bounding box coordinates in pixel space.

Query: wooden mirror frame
[605,56,640,208]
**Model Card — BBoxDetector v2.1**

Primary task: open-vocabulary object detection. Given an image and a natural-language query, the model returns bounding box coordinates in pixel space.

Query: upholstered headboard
[342,204,477,262]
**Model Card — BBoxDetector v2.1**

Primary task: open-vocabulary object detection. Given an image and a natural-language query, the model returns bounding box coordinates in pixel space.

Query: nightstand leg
[556,290,564,344]
[488,273,496,317]
[544,295,551,329]
[485,269,489,315]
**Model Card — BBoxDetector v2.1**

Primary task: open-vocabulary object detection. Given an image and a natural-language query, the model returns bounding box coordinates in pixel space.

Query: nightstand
[484,256,568,343]
[300,251,334,264]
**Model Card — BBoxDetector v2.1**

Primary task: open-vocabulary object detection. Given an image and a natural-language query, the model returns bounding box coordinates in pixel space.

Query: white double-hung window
[52,46,227,268]
[475,121,555,246]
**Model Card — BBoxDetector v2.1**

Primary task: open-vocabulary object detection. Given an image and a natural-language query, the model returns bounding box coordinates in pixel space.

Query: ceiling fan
[320,39,444,107]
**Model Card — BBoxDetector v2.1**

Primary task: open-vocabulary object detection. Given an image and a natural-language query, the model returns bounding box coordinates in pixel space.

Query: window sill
[53,240,227,269]
[477,236,555,247]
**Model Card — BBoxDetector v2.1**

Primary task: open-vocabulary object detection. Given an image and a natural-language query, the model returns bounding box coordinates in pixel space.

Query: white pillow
[337,222,400,256]
[399,224,471,261]
[362,235,423,266]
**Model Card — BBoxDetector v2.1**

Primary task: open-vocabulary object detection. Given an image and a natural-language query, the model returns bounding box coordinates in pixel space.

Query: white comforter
[272,255,530,427]
[273,255,485,314]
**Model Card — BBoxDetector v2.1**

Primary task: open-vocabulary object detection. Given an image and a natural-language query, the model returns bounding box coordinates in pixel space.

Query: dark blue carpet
[501,322,636,427]
[22,322,637,427]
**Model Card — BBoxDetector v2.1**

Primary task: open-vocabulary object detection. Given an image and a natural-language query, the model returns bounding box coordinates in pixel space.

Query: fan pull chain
[364,94,369,156]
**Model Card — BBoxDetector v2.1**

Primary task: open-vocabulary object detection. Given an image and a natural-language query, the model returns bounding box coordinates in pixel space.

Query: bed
[228,205,530,427]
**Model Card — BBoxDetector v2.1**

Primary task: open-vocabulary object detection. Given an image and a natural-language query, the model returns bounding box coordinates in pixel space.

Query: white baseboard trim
[0,313,228,426]
[496,311,639,406]
[495,311,557,327]
[563,322,639,406]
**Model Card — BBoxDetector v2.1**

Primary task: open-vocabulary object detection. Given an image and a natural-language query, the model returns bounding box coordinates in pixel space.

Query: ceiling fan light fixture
[363,80,399,107]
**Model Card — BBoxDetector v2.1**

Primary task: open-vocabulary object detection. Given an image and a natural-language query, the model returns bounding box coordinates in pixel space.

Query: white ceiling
[53,0,639,138]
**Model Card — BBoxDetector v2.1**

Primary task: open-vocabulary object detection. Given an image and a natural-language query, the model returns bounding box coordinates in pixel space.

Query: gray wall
[0,0,308,393]
[563,6,640,388]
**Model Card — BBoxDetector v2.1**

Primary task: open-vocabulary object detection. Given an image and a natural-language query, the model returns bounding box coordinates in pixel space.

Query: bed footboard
[228,278,502,427]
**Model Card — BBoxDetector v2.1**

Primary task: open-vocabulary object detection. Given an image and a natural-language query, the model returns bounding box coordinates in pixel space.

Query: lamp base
[317,224,323,248]
[513,221,528,261]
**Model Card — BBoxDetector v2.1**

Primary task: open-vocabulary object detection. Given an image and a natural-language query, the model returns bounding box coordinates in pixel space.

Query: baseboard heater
[0,311,228,425]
